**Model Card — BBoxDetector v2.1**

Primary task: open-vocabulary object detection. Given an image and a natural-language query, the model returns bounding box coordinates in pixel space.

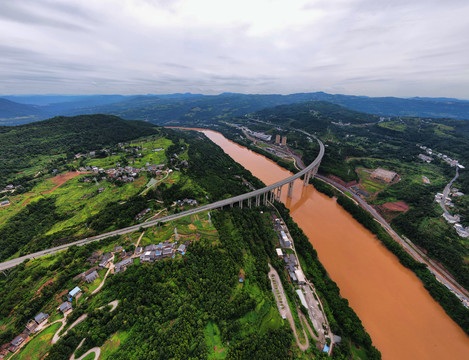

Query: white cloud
[0,0,468,98]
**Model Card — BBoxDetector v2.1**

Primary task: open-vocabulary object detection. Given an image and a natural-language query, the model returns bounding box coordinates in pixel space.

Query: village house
[140,250,156,262]
[25,320,38,333]
[59,301,73,314]
[115,258,134,273]
[135,246,143,255]
[34,312,49,325]
[136,208,151,220]
[68,287,82,299]
[9,334,27,353]
[177,244,186,255]
[418,154,434,163]
[99,253,113,268]
[85,270,99,283]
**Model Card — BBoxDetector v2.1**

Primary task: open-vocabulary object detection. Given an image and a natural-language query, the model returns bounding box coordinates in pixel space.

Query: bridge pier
[239,200,243,209]
[230,202,233,208]
[256,194,260,207]
[248,197,252,208]
[276,186,282,201]
[288,181,294,197]
[263,192,268,205]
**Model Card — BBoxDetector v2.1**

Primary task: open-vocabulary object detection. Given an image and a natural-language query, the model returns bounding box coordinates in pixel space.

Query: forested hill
[3,92,469,126]
[0,114,157,187]
[0,98,44,124]
[251,101,379,132]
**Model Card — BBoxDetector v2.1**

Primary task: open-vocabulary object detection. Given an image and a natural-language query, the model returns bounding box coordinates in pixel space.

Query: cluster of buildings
[418,145,465,169]
[80,163,165,184]
[238,126,272,141]
[274,135,287,146]
[272,213,306,285]
[1,184,18,193]
[436,189,468,238]
[137,241,188,263]
[2,312,50,355]
[176,198,198,207]
[2,234,190,357]
[418,154,434,163]
[331,121,351,126]
[278,250,307,285]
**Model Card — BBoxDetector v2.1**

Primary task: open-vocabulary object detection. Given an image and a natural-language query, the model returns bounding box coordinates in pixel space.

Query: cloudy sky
[1,0,469,98]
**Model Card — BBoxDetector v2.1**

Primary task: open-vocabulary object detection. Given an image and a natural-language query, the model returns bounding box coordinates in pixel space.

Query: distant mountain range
[2,92,469,126]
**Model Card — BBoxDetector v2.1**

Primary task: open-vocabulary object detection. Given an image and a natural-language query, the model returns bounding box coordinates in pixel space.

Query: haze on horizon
[1,0,469,99]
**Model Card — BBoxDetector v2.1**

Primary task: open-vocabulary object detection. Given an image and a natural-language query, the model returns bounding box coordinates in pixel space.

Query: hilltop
[0,114,157,188]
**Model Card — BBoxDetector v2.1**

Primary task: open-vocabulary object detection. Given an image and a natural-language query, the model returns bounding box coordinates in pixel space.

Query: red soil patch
[36,278,55,295]
[382,201,409,212]
[42,171,91,194]
[21,198,32,207]
[376,201,409,222]
[327,175,358,188]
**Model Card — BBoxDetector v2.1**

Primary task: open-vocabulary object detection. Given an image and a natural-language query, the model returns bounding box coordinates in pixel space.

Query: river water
[191,128,469,359]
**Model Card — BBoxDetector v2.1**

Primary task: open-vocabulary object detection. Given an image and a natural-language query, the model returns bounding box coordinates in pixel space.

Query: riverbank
[211,125,469,336]
[198,128,469,359]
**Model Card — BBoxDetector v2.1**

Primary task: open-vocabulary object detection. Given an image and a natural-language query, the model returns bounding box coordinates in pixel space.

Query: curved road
[0,133,324,271]
[440,167,459,216]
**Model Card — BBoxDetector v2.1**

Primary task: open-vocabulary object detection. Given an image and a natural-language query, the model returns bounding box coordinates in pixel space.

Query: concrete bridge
[0,133,324,271]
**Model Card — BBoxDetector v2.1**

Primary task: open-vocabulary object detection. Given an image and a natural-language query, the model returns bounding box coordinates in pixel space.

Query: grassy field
[0,136,181,237]
[356,169,388,195]
[81,353,96,360]
[11,322,62,360]
[350,342,370,360]
[139,212,218,247]
[99,331,129,359]
[378,121,407,132]
[205,322,226,359]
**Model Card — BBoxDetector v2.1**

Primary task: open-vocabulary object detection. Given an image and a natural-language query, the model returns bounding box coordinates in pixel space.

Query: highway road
[0,132,325,271]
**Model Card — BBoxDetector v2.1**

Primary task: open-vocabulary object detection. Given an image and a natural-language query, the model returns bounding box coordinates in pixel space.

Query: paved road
[440,167,459,216]
[0,131,324,271]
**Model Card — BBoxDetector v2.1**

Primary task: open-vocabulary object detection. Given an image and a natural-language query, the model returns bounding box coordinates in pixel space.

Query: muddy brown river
[190,128,469,359]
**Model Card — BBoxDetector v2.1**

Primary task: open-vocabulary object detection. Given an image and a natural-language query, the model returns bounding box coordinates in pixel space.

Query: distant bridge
[0,132,324,271]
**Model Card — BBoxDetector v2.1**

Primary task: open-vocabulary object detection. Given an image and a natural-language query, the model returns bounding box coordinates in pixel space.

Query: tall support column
[230,202,233,208]
[239,200,243,209]
[312,164,318,176]
[304,170,312,186]
[263,192,268,205]
[256,194,260,207]
[248,197,252,208]
[287,181,294,197]
[277,186,282,201]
